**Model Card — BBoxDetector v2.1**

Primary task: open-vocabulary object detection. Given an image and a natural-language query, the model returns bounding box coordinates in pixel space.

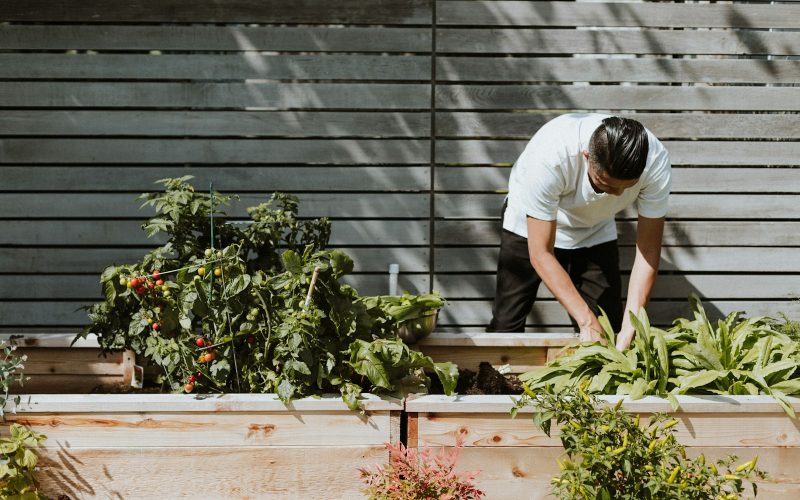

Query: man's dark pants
[487,220,624,333]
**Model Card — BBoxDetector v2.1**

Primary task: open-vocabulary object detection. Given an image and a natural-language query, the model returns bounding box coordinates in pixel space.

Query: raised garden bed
[7,393,401,498]
[1,334,134,393]
[406,394,800,499]
[416,332,577,374]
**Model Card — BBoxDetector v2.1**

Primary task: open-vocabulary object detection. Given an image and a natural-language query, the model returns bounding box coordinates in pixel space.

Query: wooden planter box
[7,394,401,499]
[1,334,134,392]
[416,332,577,374]
[406,394,800,499]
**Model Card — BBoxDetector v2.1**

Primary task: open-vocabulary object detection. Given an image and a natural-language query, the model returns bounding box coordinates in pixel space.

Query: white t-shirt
[504,113,671,249]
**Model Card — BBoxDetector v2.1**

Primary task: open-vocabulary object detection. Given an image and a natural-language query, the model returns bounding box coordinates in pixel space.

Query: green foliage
[512,386,766,499]
[0,342,27,419]
[358,433,484,500]
[0,424,48,499]
[77,177,456,410]
[520,295,800,415]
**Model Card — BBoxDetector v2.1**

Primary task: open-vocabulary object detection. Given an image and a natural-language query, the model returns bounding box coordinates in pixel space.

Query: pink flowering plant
[358,433,484,500]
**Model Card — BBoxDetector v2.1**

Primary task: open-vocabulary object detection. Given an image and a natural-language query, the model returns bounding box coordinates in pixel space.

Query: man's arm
[526,217,604,342]
[615,215,665,350]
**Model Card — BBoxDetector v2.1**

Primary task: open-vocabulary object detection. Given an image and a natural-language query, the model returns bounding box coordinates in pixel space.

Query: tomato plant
[78,177,456,409]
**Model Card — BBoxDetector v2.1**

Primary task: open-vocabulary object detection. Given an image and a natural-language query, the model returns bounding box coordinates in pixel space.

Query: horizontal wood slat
[437,300,800,328]
[0,25,431,52]
[436,85,800,112]
[2,166,430,192]
[437,57,800,84]
[435,166,800,193]
[438,2,800,29]
[433,274,800,301]
[0,139,429,164]
[0,274,430,300]
[1,220,430,246]
[0,54,431,81]
[434,193,800,220]
[0,82,430,109]
[437,28,800,56]
[9,412,392,447]
[0,111,430,137]
[434,247,800,274]
[436,139,800,166]
[435,220,800,247]
[1,0,432,24]
[33,446,386,499]
[0,247,430,274]
[436,112,800,139]
[0,193,430,218]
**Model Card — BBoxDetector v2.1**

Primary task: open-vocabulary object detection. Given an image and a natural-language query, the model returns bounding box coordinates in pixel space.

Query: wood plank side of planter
[38,446,385,499]
[8,346,132,393]
[415,332,576,373]
[406,395,800,499]
[5,394,400,499]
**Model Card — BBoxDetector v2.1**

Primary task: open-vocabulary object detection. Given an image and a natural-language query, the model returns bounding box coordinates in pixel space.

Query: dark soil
[431,361,523,395]
[90,382,162,394]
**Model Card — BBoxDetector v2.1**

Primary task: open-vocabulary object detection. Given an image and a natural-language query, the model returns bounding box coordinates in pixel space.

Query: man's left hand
[615,326,635,350]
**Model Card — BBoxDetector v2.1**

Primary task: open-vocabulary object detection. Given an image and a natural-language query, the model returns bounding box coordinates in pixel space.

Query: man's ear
[582,150,590,160]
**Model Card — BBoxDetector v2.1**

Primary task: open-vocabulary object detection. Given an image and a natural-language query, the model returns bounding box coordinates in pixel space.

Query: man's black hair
[588,116,649,180]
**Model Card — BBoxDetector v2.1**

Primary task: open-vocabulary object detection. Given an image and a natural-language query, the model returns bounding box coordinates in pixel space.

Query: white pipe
[388,263,399,295]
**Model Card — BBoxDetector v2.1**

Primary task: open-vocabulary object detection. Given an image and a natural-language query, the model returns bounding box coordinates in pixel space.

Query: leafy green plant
[358,433,484,500]
[512,385,766,499]
[77,177,457,409]
[0,424,48,499]
[0,342,27,419]
[520,295,800,415]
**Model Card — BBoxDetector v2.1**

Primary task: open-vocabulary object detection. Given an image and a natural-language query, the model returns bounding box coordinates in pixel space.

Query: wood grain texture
[436,85,800,111]
[0,82,430,108]
[437,57,800,84]
[438,2,800,29]
[435,220,800,247]
[35,446,386,499]
[1,219,431,246]
[437,28,800,56]
[2,0,432,24]
[435,139,800,165]
[1,54,431,80]
[0,25,431,51]
[0,111,430,137]
[6,412,393,447]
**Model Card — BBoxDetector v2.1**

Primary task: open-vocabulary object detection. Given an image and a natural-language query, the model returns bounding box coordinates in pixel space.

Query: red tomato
[153,270,161,281]
[195,338,205,347]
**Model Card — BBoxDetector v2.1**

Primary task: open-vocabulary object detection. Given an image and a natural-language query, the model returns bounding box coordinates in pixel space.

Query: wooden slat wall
[432,0,800,332]
[1,1,798,334]
[0,1,433,332]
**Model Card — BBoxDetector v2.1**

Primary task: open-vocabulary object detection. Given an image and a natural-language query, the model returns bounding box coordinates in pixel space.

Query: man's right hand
[579,317,605,343]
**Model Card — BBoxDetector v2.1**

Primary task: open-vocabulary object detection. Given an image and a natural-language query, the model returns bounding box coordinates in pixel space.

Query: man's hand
[615,324,635,350]
[580,318,605,343]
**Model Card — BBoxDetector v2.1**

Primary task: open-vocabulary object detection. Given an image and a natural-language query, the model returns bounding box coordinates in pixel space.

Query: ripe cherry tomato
[205,352,215,363]
[130,278,140,288]
[246,335,256,345]
[153,270,161,281]
[155,279,164,286]
[147,281,155,289]
[184,383,194,393]
[135,286,146,295]
[188,374,197,383]
[152,323,160,331]
[195,338,205,347]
